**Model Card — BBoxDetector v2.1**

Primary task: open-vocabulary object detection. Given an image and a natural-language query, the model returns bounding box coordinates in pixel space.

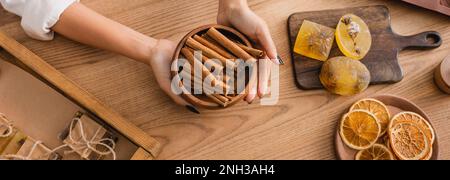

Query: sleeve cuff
[20,0,79,41]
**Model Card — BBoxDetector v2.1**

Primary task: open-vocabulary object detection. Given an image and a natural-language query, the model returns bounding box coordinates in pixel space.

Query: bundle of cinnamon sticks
[179,27,264,107]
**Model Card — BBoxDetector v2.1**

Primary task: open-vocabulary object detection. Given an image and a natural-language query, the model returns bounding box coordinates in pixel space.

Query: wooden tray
[288,5,442,90]
[0,31,160,160]
[335,94,439,160]
[403,0,450,16]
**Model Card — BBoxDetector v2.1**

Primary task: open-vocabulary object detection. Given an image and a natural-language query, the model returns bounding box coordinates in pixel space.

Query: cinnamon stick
[180,61,229,106]
[180,69,214,94]
[206,27,256,62]
[181,47,229,92]
[181,65,226,97]
[202,34,223,48]
[222,74,233,95]
[206,28,259,97]
[185,47,224,71]
[186,37,236,69]
[206,94,227,107]
[213,94,229,103]
[235,42,265,58]
[193,35,236,60]
[179,68,198,87]
[181,78,227,107]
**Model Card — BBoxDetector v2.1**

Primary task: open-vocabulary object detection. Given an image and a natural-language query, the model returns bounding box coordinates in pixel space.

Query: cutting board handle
[397,31,442,50]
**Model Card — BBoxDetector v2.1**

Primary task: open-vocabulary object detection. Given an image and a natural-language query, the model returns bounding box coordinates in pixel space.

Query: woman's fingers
[255,21,281,65]
[149,39,200,114]
[154,66,201,114]
[151,56,190,107]
[258,57,272,98]
[245,79,258,104]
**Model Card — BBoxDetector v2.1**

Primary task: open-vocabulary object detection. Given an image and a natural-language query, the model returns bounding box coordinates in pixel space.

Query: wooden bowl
[335,94,439,160]
[172,24,253,109]
[435,55,450,94]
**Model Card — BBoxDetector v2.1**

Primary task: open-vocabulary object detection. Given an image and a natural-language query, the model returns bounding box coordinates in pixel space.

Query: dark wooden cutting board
[288,5,442,90]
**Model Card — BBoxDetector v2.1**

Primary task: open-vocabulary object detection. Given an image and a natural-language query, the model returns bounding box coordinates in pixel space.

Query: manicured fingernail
[277,55,285,65]
[186,105,200,114]
[245,97,252,104]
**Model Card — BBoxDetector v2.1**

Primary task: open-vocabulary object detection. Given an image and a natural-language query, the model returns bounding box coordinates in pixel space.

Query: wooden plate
[435,55,450,94]
[172,24,254,109]
[335,94,439,160]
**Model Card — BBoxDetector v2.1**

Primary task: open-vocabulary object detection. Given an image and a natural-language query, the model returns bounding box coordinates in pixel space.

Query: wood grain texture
[0,0,449,160]
[131,148,154,160]
[288,5,442,90]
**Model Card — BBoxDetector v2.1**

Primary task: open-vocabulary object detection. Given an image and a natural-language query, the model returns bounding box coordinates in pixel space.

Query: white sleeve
[0,0,79,41]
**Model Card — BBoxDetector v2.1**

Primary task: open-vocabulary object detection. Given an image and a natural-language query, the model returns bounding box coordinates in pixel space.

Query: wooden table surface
[1,0,449,160]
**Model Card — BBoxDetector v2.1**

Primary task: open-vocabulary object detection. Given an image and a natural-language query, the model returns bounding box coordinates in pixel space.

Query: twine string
[50,118,116,160]
[0,141,42,160]
[0,117,116,160]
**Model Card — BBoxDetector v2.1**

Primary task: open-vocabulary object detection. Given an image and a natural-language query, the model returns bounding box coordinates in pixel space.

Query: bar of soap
[0,134,15,153]
[0,125,10,138]
[16,137,60,160]
[63,115,108,160]
[0,130,27,155]
[294,20,335,61]
[0,114,12,138]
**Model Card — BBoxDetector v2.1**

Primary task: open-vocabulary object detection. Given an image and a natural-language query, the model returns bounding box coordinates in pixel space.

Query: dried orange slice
[336,14,372,60]
[422,148,433,160]
[340,110,380,150]
[389,123,430,160]
[355,144,394,160]
[385,141,399,160]
[350,98,390,136]
[390,112,435,144]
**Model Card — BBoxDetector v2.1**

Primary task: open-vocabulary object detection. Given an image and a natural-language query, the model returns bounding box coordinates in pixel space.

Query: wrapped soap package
[15,137,61,160]
[62,114,117,160]
[0,114,12,137]
[0,130,27,155]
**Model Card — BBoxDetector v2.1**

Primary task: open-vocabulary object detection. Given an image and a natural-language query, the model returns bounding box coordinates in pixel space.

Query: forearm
[52,3,156,64]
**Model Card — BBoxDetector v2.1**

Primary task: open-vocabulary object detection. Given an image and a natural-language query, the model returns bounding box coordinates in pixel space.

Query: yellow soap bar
[294,20,335,61]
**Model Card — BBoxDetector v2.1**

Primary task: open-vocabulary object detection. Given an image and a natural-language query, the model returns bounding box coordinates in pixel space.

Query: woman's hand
[146,39,200,114]
[217,0,283,103]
